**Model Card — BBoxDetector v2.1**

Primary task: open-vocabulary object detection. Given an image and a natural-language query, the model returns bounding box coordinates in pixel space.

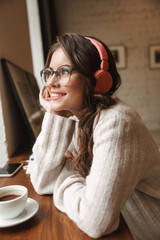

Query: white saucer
[0,198,39,228]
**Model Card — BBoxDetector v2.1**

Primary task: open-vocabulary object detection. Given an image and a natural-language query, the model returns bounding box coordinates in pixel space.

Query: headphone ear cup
[94,70,113,93]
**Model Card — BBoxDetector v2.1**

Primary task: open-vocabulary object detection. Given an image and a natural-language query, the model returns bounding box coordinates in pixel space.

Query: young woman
[27,33,160,240]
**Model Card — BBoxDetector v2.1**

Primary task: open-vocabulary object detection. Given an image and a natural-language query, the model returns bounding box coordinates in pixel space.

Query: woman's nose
[47,74,60,87]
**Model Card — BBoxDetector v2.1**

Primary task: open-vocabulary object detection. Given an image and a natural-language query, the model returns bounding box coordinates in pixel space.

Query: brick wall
[54,0,160,130]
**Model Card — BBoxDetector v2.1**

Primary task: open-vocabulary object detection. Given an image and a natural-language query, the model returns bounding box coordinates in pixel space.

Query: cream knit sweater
[27,100,160,240]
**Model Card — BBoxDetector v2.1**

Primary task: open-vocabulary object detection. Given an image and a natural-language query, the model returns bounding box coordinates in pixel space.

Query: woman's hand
[39,86,53,113]
[64,150,78,160]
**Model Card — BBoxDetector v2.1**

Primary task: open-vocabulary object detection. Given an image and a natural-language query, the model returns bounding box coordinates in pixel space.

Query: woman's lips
[50,92,66,99]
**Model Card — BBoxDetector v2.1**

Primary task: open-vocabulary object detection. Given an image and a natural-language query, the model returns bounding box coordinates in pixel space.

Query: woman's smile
[50,92,67,100]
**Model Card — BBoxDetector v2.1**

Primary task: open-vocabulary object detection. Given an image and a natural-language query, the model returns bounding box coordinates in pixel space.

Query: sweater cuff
[32,113,76,168]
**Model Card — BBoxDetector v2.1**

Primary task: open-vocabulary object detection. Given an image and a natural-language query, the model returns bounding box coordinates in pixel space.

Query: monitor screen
[1,59,44,144]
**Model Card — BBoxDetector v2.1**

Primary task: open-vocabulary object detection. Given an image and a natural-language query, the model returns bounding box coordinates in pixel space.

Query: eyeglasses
[40,65,74,86]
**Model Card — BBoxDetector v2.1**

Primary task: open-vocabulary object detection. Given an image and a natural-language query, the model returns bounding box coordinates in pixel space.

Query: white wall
[54,0,160,130]
[26,0,44,89]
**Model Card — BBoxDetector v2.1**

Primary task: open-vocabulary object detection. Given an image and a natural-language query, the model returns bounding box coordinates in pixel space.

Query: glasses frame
[40,65,75,86]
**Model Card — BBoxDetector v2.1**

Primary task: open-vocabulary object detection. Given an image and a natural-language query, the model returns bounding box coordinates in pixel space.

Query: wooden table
[0,153,134,240]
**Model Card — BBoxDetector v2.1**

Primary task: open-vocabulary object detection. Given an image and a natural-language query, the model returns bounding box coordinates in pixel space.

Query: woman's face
[45,47,87,119]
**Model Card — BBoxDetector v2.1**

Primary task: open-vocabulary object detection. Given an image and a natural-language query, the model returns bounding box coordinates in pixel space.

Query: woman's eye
[46,71,52,77]
[61,68,70,75]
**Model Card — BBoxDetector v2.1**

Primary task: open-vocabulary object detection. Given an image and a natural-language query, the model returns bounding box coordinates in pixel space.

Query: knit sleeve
[53,107,147,238]
[28,112,75,195]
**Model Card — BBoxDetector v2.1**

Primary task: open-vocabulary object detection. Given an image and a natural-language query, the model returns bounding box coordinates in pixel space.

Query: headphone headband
[85,37,113,93]
[85,37,109,70]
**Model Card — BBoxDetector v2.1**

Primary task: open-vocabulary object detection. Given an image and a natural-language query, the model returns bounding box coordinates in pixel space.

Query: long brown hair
[45,33,121,177]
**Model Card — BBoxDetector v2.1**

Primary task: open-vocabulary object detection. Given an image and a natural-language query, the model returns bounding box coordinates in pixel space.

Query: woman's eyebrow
[48,66,54,71]
[48,64,73,70]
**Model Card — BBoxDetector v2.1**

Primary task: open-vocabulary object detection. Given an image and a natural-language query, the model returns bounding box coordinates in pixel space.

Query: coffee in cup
[0,185,28,219]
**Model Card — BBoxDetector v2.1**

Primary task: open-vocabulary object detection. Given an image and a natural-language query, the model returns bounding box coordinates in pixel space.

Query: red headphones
[85,37,113,93]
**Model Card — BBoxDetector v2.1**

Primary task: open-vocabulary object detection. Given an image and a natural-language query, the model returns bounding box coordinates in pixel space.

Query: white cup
[0,185,28,219]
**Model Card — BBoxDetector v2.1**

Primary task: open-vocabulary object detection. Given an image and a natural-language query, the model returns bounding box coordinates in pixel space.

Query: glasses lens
[41,69,52,85]
[57,66,71,86]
